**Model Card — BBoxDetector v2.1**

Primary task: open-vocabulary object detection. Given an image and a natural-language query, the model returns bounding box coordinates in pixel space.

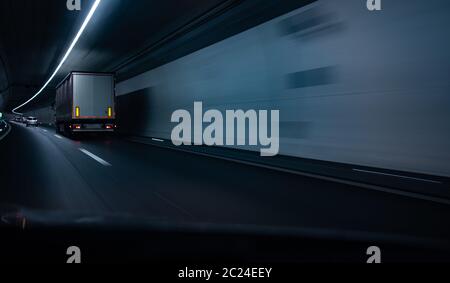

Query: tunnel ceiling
[0,0,314,113]
[0,0,226,112]
[0,0,89,112]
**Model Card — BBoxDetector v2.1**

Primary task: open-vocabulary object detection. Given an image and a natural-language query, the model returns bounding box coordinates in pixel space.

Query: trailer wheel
[64,123,74,138]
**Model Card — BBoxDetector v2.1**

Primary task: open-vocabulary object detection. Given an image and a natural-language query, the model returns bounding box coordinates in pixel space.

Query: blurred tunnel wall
[0,91,4,110]
[116,0,450,177]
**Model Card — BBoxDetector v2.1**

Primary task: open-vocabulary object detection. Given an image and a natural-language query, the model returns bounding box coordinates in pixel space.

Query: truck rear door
[73,74,114,119]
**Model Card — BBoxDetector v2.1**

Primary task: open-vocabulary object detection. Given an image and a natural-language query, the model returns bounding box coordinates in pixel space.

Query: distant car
[25,117,38,127]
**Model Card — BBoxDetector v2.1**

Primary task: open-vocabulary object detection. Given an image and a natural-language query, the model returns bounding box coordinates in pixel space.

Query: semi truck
[55,72,116,134]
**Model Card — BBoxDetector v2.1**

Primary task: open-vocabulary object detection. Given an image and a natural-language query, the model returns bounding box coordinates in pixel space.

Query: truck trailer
[55,72,116,134]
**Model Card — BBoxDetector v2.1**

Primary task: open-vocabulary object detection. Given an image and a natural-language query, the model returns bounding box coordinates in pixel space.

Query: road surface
[1,122,450,243]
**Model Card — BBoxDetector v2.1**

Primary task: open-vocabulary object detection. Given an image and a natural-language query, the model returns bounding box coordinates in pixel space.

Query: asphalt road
[1,122,450,244]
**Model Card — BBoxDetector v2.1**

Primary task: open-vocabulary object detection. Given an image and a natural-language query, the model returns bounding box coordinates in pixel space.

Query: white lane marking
[352,169,442,184]
[152,138,164,142]
[79,148,112,166]
[42,129,48,133]
[54,134,63,139]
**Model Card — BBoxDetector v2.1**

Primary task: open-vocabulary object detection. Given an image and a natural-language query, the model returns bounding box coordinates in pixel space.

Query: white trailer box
[56,72,115,133]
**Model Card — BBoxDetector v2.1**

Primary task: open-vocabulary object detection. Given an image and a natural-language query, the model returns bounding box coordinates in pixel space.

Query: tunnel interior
[0,0,450,264]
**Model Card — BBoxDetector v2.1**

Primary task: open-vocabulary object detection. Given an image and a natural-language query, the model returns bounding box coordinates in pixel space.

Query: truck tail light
[105,124,113,130]
[74,124,81,130]
[107,107,113,118]
[75,106,80,118]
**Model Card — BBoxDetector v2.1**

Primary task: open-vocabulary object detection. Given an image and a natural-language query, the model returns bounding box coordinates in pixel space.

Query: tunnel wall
[115,0,450,177]
[0,92,4,110]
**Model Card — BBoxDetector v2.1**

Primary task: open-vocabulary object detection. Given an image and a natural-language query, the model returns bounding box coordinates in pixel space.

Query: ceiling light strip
[13,0,102,114]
